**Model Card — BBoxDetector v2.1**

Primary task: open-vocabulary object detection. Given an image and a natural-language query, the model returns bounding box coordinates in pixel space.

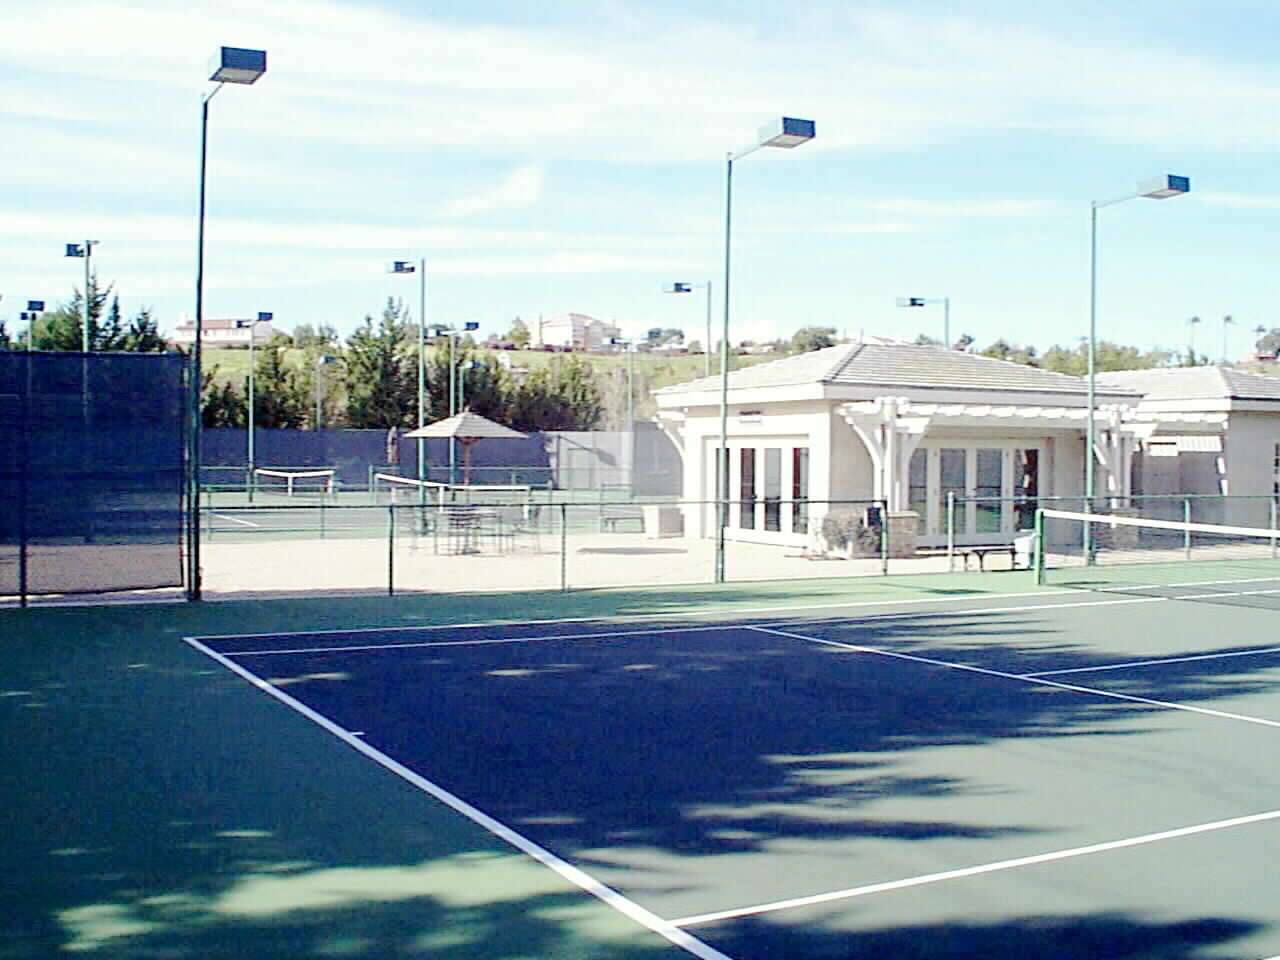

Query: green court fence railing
[183,496,897,599]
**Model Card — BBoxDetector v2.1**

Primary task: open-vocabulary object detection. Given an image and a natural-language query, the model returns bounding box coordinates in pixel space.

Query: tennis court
[7,558,1280,958]
[184,583,1280,959]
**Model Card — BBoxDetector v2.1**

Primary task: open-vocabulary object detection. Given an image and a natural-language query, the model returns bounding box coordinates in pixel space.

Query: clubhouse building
[653,338,1280,552]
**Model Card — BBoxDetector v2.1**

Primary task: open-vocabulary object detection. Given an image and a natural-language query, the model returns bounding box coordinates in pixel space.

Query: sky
[3,0,1280,360]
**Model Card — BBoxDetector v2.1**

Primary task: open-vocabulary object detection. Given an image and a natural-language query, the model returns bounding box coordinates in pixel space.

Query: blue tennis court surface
[190,593,1280,959]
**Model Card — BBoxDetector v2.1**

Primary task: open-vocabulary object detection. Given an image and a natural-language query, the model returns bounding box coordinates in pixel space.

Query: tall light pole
[666,281,713,377]
[432,321,479,484]
[609,336,636,488]
[896,296,950,348]
[1087,174,1189,508]
[191,46,267,601]
[65,242,98,351]
[236,311,271,499]
[389,259,426,481]
[719,117,815,582]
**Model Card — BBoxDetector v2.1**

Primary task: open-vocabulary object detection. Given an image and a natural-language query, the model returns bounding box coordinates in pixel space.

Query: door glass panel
[908,449,928,527]
[1014,449,1039,530]
[763,448,781,531]
[940,448,966,536]
[792,447,809,534]
[975,448,1002,532]
[739,448,756,529]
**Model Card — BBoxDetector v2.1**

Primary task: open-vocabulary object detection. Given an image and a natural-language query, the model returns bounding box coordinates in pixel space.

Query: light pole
[896,296,950,348]
[718,117,815,582]
[314,354,337,430]
[235,311,271,499]
[1087,174,1189,508]
[609,336,636,488]
[1186,315,1202,365]
[190,46,266,601]
[65,242,99,351]
[389,259,426,481]
[431,321,479,484]
[666,281,714,377]
[19,301,45,348]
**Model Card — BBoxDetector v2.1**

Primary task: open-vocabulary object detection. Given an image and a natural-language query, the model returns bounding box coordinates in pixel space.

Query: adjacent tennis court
[180,582,1280,959]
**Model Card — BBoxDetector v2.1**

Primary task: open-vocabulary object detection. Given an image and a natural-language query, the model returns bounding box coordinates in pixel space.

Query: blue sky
[3,0,1279,359]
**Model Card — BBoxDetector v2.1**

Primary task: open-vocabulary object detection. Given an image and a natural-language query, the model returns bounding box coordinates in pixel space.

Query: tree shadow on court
[703,911,1262,960]
[241,605,1280,865]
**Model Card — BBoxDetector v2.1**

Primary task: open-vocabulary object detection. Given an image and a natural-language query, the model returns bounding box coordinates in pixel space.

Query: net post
[387,503,395,595]
[946,491,956,572]
[1184,499,1192,560]
[880,501,889,576]
[1033,508,1045,585]
[559,502,568,591]
[1272,498,1278,559]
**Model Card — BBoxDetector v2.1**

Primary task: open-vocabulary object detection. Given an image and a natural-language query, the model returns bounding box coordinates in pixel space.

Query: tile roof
[657,341,1136,397]
[1096,366,1280,401]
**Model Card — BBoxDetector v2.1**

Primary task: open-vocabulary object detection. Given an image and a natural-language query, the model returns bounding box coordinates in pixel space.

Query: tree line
[202,299,604,432]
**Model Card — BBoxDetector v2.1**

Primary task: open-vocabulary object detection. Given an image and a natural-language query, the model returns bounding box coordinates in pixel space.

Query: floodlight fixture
[65,240,98,352]
[668,282,693,294]
[389,261,416,274]
[896,296,951,347]
[1137,174,1191,200]
[27,300,45,312]
[667,280,714,375]
[209,47,267,85]
[757,117,816,149]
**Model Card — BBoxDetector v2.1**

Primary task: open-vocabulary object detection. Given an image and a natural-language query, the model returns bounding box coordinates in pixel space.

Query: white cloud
[1200,191,1280,209]
[438,166,545,218]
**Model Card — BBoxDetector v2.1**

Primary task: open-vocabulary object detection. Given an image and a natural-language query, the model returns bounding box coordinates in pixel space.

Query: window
[764,448,782,531]
[739,448,756,529]
[792,447,809,533]
[975,448,1002,533]
[1015,449,1039,530]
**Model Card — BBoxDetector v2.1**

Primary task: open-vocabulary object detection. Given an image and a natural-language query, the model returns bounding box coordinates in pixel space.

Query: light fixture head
[758,117,816,149]
[1137,174,1190,199]
[667,282,693,294]
[388,261,416,274]
[209,47,267,84]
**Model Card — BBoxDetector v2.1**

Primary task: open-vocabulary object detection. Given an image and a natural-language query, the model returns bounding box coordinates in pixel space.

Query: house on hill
[653,339,1280,552]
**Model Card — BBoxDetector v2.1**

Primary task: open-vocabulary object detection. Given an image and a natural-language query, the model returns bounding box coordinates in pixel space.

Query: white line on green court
[221,592,1159,656]
[190,589,1071,642]
[669,808,1280,928]
[749,626,1280,730]
[211,513,260,528]
[1022,645,1280,679]
[183,636,737,960]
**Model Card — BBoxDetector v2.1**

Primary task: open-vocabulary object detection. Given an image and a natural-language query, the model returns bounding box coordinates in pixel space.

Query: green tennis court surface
[6,574,1280,958]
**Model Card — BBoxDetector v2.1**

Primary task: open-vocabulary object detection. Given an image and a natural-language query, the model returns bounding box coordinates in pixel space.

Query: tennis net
[1038,508,1280,601]
[253,468,335,498]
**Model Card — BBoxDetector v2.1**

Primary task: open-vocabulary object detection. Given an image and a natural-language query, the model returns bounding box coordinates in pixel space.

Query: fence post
[559,503,568,591]
[1272,498,1278,559]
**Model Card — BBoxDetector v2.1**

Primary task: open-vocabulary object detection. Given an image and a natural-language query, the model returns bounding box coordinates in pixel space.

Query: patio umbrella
[404,411,527,485]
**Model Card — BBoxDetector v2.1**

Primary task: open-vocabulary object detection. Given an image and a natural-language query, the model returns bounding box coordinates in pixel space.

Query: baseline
[183,636,735,960]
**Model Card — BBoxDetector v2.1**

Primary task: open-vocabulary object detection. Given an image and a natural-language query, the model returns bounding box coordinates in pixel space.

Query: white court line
[670,808,1280,928]
[220,593,1163,657]
[748,626,1280,730]
[189,589,1069,642]
[1023,645,1280,678]
[211,513,260,528]
[183,637,735,960]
